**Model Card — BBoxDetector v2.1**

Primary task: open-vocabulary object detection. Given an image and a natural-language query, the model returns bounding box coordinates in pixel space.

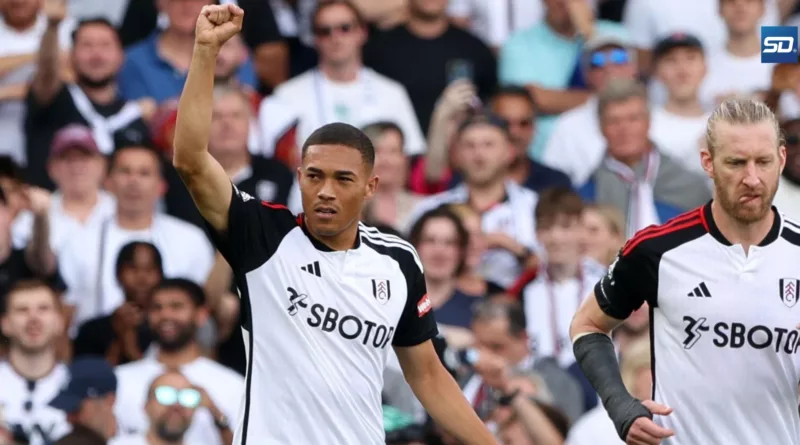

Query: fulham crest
[779,278,800,308]
[372,279,391,305]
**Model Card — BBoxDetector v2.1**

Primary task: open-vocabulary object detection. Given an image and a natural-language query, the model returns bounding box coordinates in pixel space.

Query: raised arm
[30,0,67,105]
[172,4,245,233]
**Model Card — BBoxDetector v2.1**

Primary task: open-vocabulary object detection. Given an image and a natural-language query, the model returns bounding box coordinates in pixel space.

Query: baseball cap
[653,33,704,61]
[50,124,100,158]
[50,357,117,413]
[583,33,631,55]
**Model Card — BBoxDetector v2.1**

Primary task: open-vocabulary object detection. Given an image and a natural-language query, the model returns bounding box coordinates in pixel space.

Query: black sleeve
[202,184,298,273]
[24,85,71,124]
[72,318,109,358]
[238,0,283,48]
[393,262,439,347]
[474,41,497,101]
[594,244,656,320]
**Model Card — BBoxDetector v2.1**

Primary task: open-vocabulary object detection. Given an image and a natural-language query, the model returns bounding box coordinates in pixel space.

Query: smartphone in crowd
[446,59,482,109]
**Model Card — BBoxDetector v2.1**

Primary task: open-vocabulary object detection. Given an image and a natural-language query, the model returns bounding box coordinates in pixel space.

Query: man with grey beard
[109,371,221,445]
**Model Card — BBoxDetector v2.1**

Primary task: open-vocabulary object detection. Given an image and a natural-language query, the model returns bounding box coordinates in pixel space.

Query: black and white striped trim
[359,223,423,272]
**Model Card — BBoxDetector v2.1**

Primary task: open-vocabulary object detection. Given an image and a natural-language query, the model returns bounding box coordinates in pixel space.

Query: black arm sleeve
[393,260,439,347]
[202,184,298,273]
[573,333,652,440]
[594,243,657,320]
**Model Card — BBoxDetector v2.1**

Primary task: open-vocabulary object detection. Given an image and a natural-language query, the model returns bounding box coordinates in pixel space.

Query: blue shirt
[498,21,628,159]
[119,32,258,103]
[434,290,482,329]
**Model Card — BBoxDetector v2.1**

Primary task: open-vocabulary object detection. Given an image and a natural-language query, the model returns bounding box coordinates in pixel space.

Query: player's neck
[8,347,57,381]
[467,180,506,212]
[116,210,154,231]
[546,261,580,283]
[711,200,775,252]
[319,59,361,83]
[725,32,761,57]
[156,343,202,369]
[309,221,360,251]
[663,97,705,117]
[146,429,182,445]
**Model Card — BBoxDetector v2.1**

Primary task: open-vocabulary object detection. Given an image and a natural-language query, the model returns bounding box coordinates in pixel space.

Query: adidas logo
[300,261,321,277]
[688,282,712,298]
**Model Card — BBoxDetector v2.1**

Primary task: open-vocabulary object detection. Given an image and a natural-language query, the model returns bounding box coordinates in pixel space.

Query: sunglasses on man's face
[313,22,356,38]
[589,48,630,69]
[153,386,201,409]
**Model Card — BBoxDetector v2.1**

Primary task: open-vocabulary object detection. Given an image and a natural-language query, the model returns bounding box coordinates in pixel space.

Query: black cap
[653,33,704,60]
[50,357,117,413]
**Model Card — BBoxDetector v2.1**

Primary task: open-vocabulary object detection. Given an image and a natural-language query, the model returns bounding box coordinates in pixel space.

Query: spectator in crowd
[578,79,710,237]
[364,0,497,134]
[27,7,153,190]
[701,0,774,107]
[261,0,424,158]
[408,206,478,348]
[0,185,63,303]
[448,0,544,50]
[490,87,572,191]
[499,0,628,158]
[110,371,215,445]
[58,145,213,330]
[446,204,492,297]
[463,301,584,422]
[578,203,625,266]
[541,33,639,187]
[775,118,800,220]
[566,338,652,445]
[263,0,318,77]
[73,242,163,365]
[54,427,106,445]
[0,158,27,222]
[408,112,539,290]
[0,0,74,167]
[649,34,709,175]
[0,281,70,445]
[49,357,118,443]
[114,279,241,445]
[120,0,257,103]
[166,84,300,227]
[361,122,422,230]
[622,0,778,73]
[521,188,605,369]
[12,125,114,255]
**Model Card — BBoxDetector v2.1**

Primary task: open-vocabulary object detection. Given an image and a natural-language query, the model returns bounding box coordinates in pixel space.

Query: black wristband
[573,333,652,440]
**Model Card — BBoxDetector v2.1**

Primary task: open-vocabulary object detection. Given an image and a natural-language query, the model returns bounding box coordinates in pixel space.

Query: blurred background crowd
[0,0,799,444]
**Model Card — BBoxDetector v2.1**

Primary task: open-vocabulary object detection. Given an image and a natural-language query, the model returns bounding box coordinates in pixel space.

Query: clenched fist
[195,4,244,50]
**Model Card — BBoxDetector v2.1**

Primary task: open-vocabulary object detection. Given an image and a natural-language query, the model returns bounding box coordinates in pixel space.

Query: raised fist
[195,4,244,50]
[43,0,67,23]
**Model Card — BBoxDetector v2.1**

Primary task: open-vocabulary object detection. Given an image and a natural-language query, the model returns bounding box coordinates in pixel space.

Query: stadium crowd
[0,0,799,444]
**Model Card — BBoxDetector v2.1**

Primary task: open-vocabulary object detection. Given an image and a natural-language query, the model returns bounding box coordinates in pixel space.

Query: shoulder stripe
[360,224,416,248]
[622,209,703,256]
[360,234,424,272]
[785,219,800,232]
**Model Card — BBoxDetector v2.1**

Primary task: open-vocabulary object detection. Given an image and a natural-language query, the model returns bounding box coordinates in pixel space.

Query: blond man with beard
[571,98,800,445]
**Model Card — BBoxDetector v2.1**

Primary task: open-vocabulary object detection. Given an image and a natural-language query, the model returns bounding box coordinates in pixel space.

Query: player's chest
[657,246,800,329]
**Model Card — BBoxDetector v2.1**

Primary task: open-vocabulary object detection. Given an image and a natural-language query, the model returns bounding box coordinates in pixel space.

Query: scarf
[67,84,143,154]
[601,150,661,238]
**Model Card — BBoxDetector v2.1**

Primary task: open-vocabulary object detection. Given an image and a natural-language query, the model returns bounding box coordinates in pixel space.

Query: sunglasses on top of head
[313,22,357,38]
[153,385,202,409]
[589,48,630,69]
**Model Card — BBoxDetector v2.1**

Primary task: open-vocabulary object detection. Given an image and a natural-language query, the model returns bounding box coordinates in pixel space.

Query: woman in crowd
[361,121,422,231]
[579,204,625,267]
[446,203,504,297]
[409,206,481,348]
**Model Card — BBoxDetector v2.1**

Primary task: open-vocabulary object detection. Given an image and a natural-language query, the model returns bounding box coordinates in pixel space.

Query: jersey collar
[703,201,782,247]
[297,214,362,252]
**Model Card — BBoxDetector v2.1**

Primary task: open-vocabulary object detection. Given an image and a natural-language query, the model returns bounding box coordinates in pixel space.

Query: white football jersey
[0,362,71,445]
[597,203,800,444]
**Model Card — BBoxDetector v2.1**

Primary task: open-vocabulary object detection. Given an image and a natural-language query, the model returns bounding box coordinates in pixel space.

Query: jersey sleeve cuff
[391,325,439,348]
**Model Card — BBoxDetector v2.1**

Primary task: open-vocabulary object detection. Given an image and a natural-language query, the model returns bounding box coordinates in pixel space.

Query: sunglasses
[153,386,201,409]
[313,22,356,38]
[589,48,630,69]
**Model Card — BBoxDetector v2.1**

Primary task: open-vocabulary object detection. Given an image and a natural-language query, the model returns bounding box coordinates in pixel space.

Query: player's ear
[779,145,787,173]
[365,174,379,200]
[700,146,714,179]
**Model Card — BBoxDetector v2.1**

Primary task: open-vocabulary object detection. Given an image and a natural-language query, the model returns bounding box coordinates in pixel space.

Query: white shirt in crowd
[522,258,606,367]
[649,108,709,175]
[67,0,130,25]
[114,357,244,445]
[0,362,71,445]
[700,51,774,107]
[0,14,75,166]
[446,0,545,47]
[623,0,778,53]
[776,177,800,221]
[778,91,800,121]
[11,191,116,254]
[406,181,539,288]
[108,435,148,445]
[566,405,622,445]
[58,213,214,330]
[258,68,426,157]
